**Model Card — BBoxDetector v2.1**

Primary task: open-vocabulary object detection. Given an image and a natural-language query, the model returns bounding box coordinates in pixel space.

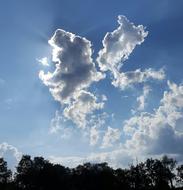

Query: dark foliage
[0,155,183,190]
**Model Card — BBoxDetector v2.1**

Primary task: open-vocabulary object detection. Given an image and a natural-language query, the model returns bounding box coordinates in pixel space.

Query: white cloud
[49,81,183,168]
[97,15,148,72]
[37,57,49,66]
[88,112,109,146]
[63,91,105,128]
[49,155,86,168]
[49,147,133,169]
[0,142,22,170]
[137,85,151,111]
[36,16,183,168]
[101,127,121,148]
[97,15,165,89]
[49,110,73,139]
[39,16,165,131]
[112,68,165,90]
[39,29,104,104]
[90,126,100,146]
[39,29,107,129]
[123,81,183,157]
[88,112,109,128]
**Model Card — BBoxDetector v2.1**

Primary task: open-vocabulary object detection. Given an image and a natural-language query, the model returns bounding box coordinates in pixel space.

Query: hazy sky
[0,0,183,168]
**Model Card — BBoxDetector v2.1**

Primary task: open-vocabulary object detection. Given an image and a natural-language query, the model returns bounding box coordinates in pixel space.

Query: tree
[15,155,34,189]
[115,168,131,190]
[0,158,12,184]
[161,156,176,189]
[0,154,182,190]
[144,156,176,190]
[177,165,183,187]
[0,158,12,190]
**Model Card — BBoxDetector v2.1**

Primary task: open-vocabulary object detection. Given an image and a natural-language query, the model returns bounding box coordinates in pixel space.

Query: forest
[0,155,183,190]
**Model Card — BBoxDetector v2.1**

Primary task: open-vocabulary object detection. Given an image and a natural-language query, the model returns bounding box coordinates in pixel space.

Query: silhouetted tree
[177,165,183,187]
[0,157,12,190]
[161,156,176,189]
[115,168,131,190]
[0,155,182,190]
[15,155,35,189]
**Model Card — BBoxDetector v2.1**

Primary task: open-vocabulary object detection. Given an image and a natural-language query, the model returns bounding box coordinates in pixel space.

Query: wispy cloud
[137,85,151,111]
[101,127,121,148]
[37,57,49,66]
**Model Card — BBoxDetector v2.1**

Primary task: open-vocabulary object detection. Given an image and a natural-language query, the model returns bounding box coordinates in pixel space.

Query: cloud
[49,148,133,169]
[37,57,49,66]
[63,91,105,128]
[97,15,165,89]
[39,16,166,131]
[36,16,183,168]
[137,85,151,111]
[49,81,183,168]
[112,68,165,90]
[39,29,107,129]
[123,81,183,157]
[97,15,148,72]
[49,110,73,139]
[39,29,104,104]
[101,127,121,148]
[90,126,100,146]
[0,142,22,170]
[88,112,109,146]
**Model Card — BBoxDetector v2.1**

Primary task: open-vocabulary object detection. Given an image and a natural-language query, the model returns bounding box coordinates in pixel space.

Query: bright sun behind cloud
[0,0,183,170]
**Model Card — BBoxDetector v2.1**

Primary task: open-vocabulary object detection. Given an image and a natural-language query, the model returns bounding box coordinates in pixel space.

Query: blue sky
[0,0,183,168]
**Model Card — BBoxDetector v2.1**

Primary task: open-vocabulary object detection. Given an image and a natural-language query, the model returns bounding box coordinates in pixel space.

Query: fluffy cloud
[0,142,22,170]
[101,127,121,148]
[90,126,100,146]
[39,29,104,104]
[88,112,109,146]
[97,15,165,89]
[37,57,49,66]
[37,16,183,168]
[49,81,183,168]
[137,85,151,111]
[39,29,106,129]
[49,111,73,139]
[39,16,166,130]
[63,91,105,128]
[112,68,165,90]
[97,15,148,72]
[123,81,183,157]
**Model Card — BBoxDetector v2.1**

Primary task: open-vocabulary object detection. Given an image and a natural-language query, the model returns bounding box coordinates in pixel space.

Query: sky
[0,0,183,169]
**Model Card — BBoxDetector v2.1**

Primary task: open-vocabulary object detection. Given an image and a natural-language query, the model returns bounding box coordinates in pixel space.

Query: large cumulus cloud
[39,16,166,129]
[63,90,105,128]
[37,16,183,168]
[123,81,183,157]
[39,29,105,127]
[49,80,183,168]
[39,29,104,104]
[97,15,165,89]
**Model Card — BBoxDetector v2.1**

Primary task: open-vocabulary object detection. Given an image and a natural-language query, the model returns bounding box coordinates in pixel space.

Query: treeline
[0,155,183,190]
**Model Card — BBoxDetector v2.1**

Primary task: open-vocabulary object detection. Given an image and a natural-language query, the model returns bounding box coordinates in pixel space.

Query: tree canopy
[0,155,183,190]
